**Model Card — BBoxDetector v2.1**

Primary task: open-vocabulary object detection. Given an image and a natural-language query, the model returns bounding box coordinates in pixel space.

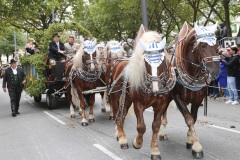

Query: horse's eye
[201,44,207,48]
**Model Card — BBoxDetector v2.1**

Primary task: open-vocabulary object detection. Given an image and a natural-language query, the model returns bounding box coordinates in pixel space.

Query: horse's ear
[211,22,218,33]
[194,22,202,36]
[157,37,166,49]
[139,39,148,51]
[92,38,97,47]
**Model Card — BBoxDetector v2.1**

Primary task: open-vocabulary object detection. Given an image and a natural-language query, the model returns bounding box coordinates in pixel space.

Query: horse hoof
[70,115,75,118]
[109,116,114,120]
[116,137,119,141]
[151,155,162,160]
[120,143,129,149]
[192,150,204,159]
[159,135,168,141]
[89,119,95,123]
[81,122,88,126]
[101,108,106,112]
[132,142,142,149]
[186,143,193,149]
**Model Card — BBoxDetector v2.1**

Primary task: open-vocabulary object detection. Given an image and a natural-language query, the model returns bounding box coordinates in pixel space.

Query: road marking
[208,124,240,134]
[93,144,122,160]
[44,111,66,125]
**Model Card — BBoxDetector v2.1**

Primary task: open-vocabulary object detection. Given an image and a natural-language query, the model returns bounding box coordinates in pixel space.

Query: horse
[106,31,176,160]
[159,22,220,158]
[0,67,2,79]
[65,39,100,126]
[98,40,126,119]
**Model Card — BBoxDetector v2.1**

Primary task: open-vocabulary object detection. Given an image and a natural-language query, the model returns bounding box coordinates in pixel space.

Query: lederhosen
[8,72,22,113]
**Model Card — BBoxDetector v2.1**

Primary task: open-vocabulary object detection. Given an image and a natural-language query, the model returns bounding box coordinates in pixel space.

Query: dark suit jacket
[2,67,26,89]
[48,41,65,59]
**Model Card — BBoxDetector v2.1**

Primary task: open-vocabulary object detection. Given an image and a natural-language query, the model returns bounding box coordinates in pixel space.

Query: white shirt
[55,41,60,50]
[11,67,17,75]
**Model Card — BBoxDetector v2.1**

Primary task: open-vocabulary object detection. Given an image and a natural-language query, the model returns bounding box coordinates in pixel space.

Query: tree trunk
[223,0,231,37]
[237,26,240,37]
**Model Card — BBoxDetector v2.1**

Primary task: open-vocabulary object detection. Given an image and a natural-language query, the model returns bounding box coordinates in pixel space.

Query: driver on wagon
[48,33,65,66]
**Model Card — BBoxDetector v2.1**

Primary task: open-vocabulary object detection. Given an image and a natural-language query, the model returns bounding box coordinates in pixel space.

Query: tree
[0,28,26,64]
[0,0,77,32]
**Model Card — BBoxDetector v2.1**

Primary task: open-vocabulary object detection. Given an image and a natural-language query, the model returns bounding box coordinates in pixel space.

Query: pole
[141,0,148,28]
[14,31,16,58]
[52,9,55,23]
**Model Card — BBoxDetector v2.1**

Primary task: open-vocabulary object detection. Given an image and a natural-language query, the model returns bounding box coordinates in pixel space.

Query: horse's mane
[73,43,84,68]
[105,40,125,58]
[125,31,163,88]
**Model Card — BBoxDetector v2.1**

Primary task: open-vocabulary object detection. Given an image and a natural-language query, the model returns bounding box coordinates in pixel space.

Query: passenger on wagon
[48,33,65,66]
[220,46,240,105]
[64,35,80,58]
[25,38,39,55]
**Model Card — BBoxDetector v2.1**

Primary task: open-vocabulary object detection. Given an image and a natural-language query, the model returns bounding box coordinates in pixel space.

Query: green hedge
[21,54,46,97]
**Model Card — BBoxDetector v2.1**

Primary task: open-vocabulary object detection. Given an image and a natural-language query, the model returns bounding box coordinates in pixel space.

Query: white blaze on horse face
[139,37,167,93]
[90,54,95,71]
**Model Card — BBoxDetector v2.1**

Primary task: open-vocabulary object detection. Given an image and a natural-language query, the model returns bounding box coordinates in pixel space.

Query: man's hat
[10,59,17,64]
[52,33,60,38]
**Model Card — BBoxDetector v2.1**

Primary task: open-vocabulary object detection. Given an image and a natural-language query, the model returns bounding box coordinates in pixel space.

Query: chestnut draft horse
[0,67,2,79]
[106,31,176,160]
[160,22,220,158]
[65,39,100,126]
[98,40,126,118]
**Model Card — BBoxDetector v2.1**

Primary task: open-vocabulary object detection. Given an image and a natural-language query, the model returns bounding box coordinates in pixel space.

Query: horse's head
[193,22,220,78]
[73,39,98,72]
[82,39,98,72]
[125,31,174,93]
[106,40,125,60]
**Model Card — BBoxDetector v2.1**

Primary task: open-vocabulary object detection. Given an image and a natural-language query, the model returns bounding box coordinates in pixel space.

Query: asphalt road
[0,80,240,160]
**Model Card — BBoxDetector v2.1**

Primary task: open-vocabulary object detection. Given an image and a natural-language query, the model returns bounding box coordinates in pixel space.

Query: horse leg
[112,93,130,149]
[173,94,204,158]
[151,105,167,160]
[188,103,203,158]
[76,86,88,126]
[159,110,168,141]
[100,91,106,112]
[89,94,96,123]
[67,86,75,118]
[159,95,172,141]
[132,102,146,149]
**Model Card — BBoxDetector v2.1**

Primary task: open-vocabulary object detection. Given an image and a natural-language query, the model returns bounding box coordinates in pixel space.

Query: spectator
[220,46,240,105]
[236,44,240,95]
[220,22,227,39]
[216,51,228,99]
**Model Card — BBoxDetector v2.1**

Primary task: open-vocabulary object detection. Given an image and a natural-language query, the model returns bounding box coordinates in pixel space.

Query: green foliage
[30,22,92,53]
[0,28,26,59]
[21,54,46,97]
[0,0,78,32]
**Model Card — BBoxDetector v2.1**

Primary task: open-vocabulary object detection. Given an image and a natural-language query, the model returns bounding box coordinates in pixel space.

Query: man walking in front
[2,59,26,117]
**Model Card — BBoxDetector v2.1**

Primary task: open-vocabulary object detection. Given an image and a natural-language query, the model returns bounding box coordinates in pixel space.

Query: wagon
[22,60,66,109]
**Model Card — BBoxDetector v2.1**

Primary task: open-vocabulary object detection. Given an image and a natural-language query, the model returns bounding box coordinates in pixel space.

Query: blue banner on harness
[177,78,202,91]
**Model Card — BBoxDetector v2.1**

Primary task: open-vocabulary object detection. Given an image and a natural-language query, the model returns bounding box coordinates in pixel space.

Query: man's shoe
[12,113,16,117]
[232,101,239,105]
[225,100,234,104]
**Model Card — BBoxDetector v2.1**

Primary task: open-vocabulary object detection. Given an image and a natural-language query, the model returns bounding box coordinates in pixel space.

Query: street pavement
[0,79,240,160]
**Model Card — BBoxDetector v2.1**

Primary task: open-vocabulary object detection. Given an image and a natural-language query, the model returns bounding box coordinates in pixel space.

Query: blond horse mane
[124,31,163,88]
[73,43,84,68]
